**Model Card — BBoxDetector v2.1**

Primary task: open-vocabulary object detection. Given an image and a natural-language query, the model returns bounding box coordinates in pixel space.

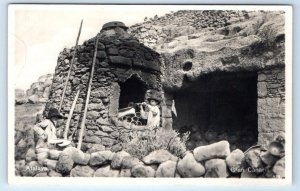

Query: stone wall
[45,27,162,150]
[15,140,285,178]
[257,67,285,146]
[129,10,254,49]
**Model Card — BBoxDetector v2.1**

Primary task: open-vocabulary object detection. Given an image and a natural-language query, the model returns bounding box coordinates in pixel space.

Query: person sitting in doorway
[33,108,66,149]
[140,95,161,128]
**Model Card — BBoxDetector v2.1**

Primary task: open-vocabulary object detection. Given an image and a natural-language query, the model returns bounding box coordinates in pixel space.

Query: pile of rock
[15,140,285,178]
[26,74,53,104]
[15,74,53,105]
[129,10,255,48]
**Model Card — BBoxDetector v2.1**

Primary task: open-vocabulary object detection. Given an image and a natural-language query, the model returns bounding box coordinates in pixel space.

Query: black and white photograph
[8,4,292,184]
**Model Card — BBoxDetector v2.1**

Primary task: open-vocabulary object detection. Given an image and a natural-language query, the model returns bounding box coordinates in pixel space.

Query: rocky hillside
[15,74,53,104]
[129,10,285,91]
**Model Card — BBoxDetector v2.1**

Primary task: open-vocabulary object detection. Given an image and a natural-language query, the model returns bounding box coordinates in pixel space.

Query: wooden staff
[63,85,82,139]
[77,34,99,149]
[58,20,83,112]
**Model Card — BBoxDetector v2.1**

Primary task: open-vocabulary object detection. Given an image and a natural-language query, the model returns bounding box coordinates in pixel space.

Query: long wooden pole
[77,34,99,149]
[63,86,82,139]
[58,20,83,112]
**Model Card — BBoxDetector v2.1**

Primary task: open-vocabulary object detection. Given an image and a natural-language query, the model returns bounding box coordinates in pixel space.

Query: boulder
[245,148,265,169]
[36,148,49,154]
[87,144,106,153]
[273,157,285,178]
[155,160,178,177]
[241,170,257,178]
[15,98,27,105]
[70,165,95,177]
[225,149,245,174]
[89,150,114,166]
[99,125,114,132]
[48,150,62,160]
[21,161,41,177]
[260,151,279,167]
[143,150,177,165]
[56,152,74,174]
[193,141,230,162]
[15,160,26,171]
[131,164,155,177]
[48,170,62,177]
[35,172,48,177]
[177,152,205,177]
[119,169,131,177]
[43,159,58,170]
[28,94,39,104]
[111,151,131,169]
[37,151,49,165]
[94,165,120,177]
[204,159,228,178]
[111,143,123,152]
[25,148,37,162]
[101,137,115,146]
[121,156,142,169]
[84,135,102,144]
[57,147,87,165]
[43,87,50,98]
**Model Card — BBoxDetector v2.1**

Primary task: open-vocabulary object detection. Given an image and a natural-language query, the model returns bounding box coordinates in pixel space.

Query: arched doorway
[119,74,148,109]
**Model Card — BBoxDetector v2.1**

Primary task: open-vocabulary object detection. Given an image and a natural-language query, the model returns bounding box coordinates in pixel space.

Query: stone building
[46,10,286,152]
[130,10,286,150]
[45,21,162,151]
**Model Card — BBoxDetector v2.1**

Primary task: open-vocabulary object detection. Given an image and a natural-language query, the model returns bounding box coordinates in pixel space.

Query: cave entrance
[173,71,258,151]
[119,75,148,109]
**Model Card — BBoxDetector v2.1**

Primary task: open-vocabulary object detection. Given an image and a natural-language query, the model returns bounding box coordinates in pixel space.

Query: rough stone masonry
[45,22,163,151]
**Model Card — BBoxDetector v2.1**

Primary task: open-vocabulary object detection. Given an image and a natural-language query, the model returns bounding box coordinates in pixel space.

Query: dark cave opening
[173,71,258,151]
[119,75,148,109]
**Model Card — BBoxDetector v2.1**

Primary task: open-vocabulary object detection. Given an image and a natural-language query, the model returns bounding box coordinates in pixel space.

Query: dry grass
[122,127,190,159]
[15,103,45,131]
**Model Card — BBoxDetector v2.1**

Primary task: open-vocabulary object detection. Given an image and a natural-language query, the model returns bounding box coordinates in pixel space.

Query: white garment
[33,119,57,146]
[146,105,160,128]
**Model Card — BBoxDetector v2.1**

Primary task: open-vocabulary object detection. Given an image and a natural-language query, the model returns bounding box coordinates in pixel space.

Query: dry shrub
[122,127,190,159]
